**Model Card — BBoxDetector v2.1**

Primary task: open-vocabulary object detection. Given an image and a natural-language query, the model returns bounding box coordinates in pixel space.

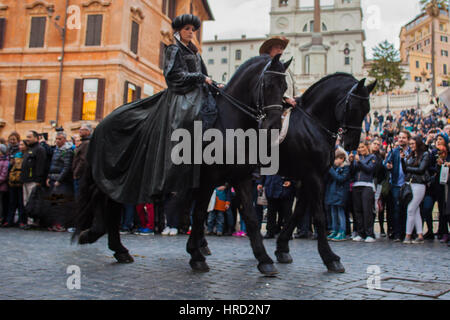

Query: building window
[130,21,139,54]
[208,47,213,52]
[235,49,242,61]
[441,36,448,42]
[424,39,430,46]
[442,50,449,57]
[159,42,167,69]
[221,46,227,51]
[416,61,420,68]
[0,18,5,49]
[322,23,327,32]
[444,64,448,75]
[124,81,141,104]
[85,14,103,46]
[345,57,350,65]
[82,79,99,120]
[24,80,41,121]
[279,0,288,6]
[162,0,177,20]
[208,59,214,65]
[221,58,228,64]
[29,17,46,48]
[426,62,431,70]
[14,79,47,122]
[305,55,310,75]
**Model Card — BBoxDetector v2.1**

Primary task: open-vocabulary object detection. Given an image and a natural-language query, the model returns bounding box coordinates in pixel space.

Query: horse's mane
[225,55,271,89]
[300,72,356,101]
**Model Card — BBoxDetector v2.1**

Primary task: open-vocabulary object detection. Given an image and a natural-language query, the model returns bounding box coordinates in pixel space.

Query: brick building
[399,8,449,86]
[0,0,213,139]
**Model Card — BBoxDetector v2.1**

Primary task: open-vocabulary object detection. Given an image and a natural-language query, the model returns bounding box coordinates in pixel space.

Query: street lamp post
[47,1,69,128]
[384,78,391,113]
[415,83,421,110]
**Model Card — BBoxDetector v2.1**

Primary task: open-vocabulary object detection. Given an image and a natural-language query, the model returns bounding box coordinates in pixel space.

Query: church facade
[270,0,366,91]
[203,0,366,93]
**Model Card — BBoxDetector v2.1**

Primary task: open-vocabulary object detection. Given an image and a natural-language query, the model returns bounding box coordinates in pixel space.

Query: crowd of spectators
[0,105,449,248]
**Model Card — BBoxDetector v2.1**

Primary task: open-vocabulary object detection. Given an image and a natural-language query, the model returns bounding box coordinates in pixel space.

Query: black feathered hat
[172,14,201,31]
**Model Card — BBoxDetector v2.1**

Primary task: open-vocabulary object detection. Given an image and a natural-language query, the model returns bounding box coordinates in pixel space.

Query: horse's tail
[71,164,109,245]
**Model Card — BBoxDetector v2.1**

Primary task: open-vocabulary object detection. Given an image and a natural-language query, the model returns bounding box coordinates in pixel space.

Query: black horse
[274,73,377,272]
[73,54,291,276]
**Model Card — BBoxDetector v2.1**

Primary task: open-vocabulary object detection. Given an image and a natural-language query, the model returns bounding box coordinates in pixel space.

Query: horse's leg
[275,186,308,264]
[107,199,134,263]
[311,177,345,273]
[186,187,211,272]
[235,178,278,276]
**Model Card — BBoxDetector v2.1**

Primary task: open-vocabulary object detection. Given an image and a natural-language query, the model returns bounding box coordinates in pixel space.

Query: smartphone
[352,151,357,156]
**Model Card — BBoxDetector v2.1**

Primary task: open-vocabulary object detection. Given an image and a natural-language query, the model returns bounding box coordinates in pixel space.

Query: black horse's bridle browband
[211,60,287,124]
[298,82,370,140]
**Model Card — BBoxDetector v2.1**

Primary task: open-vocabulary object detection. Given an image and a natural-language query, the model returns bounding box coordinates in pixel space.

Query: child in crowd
[325,148,350,241]
[207,186,231,236]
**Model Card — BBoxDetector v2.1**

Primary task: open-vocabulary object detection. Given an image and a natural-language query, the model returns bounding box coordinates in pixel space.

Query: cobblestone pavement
[0,228,448,300]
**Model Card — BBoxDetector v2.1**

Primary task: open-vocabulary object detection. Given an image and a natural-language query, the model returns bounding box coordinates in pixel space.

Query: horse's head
[337,78,377,151]
[255,54,292,131]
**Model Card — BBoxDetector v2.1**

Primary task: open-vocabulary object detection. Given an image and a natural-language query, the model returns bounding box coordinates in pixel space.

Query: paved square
[0,228,448,300]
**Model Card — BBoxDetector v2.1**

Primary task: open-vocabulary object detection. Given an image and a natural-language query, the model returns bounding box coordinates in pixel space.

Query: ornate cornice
[130,6,144,21]
[25,1,54,11]
[82,0,111,8]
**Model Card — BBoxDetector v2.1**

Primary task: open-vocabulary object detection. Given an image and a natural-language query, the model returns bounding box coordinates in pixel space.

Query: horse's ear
[272,54,281,64]
[283,57,293,71]
[366,80,377,94]
[356,78,366,92]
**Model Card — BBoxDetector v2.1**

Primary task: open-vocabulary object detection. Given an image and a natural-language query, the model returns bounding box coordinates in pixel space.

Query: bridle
[210,60,286,125]
[298,82,370,140]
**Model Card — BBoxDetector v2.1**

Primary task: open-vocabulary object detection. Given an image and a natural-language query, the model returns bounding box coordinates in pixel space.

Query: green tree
[419,0,448,96]
[368,40,405,93]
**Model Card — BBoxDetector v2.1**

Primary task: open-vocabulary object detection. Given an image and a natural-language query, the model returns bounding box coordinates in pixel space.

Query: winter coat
[0,155,9,192]
[351,154,377,184]
[48,143,74,184]
[8,152,23,188]
[21,142,47,184]
[72,137,90,179]
[263,175,295,200]
[325,165,350,206]
[401,152,430,185]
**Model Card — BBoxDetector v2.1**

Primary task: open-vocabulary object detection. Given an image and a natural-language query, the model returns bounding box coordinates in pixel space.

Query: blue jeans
[7,187,25,224]
[330,205,346,234]
[207,210,224,233]
[73,179,80,199]
[390,186,404,239]
[121,204,135,230]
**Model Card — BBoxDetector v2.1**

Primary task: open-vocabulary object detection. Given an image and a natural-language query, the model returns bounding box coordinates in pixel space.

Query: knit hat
[436,131,449,145]
[0,144,7,155]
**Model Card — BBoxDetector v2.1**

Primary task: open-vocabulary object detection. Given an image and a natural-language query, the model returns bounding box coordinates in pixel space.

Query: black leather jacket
[401,151,430,185]
[164,36,208,95]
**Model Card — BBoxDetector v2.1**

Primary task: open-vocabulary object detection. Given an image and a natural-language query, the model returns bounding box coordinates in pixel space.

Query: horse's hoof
[326,260,345,273]
[257,263,279,277]
[200,246,212,256]
[114,252,134,264]
[275,251,293,264]
[78,230,90,245]
[190,260,210,272]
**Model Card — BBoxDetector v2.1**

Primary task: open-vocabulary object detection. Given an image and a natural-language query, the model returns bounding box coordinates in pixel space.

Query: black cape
[88,37,215,204]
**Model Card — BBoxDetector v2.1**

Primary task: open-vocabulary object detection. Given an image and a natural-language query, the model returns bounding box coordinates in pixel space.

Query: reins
[210,60,287,125]
[297,82,371,140]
